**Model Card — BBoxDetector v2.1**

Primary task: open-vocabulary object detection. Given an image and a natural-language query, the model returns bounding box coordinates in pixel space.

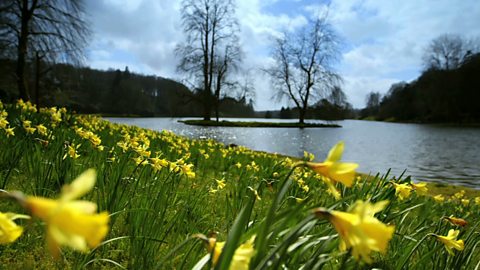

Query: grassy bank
[1,99,479,269]
[179,119,341,128]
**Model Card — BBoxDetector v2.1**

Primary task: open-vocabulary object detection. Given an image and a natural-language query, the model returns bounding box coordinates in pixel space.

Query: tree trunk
[299,108,306,125]
[215,102,219,122]
[202,90,211,121]
[16,0,31,101]
[35,52,40,109]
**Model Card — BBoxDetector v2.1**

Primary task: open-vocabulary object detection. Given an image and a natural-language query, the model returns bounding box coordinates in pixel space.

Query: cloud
[84,0,480,109]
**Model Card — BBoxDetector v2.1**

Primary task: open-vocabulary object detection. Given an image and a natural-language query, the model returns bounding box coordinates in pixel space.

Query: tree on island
[0,0,90,102]
[267,13,341,124]
[176,0,241,121]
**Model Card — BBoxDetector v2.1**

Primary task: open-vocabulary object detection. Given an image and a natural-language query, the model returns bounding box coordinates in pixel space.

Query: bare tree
[212,41,241,121]
[423,34,475,70]
[0,0,90,101]
[365,91,381,109]
[176,0,241,121]
[267,15,341,124]
[328,85,347,107]
[235,67,256,106]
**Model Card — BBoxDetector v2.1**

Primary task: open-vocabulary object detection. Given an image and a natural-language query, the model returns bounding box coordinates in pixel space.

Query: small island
[178,119,341,128]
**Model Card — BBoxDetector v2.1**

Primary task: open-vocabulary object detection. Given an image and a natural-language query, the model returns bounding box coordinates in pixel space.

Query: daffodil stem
[395,233,434,270]
[252,164,300,267]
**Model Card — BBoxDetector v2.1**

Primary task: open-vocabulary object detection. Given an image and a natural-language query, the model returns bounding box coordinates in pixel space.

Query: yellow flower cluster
[390,181,428,201]
[75,127,104,151]
[0,109,15,137]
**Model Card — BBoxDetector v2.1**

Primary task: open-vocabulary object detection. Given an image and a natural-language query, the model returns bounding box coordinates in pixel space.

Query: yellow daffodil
[149,157,169,171]
[461,199,469,206]
[216,179,226,190]
[443,216,468,227]
[306,141,359,187]
[0,212,30,244]
[180,163,195,178]
[36,124,48,136]
[0,117,8,129]
[303,151,315,161]
[206,235,255,269]
[391,182,412,201]
[23,120,36,134]
[322,177,341,200]
[410,182,428,195]
[63,143,81,160]
[4,127,15,137]
[454,190,465,200]
[475,197,480,205]
[434,229,464,256]
[433,194,445,203]
[314,200,395,263]
[25,169,109,257]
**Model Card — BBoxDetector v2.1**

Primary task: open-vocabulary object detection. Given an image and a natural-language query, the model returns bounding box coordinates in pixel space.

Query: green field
[1,99,479,269]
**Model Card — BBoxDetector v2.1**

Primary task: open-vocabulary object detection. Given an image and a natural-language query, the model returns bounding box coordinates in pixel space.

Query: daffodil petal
[325,141,344,163]
[61,169,96,201]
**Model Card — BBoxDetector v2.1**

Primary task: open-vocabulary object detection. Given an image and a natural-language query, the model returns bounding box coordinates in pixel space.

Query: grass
[1,99,479,269]
[179,119,341,128]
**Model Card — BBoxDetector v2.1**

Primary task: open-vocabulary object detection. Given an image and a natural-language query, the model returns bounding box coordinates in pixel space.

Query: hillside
[0,60,255,117]
[362,53,480,123]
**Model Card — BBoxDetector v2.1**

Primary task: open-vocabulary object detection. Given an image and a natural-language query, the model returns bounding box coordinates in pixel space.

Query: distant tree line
[0,60,255,117]
[362,34,480,123]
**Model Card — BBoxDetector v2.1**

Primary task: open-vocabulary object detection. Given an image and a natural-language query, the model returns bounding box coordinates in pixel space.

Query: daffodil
[205,235,256,269]
[4,127,15,137]
[36,124,48,136]
[306,141,359,187]
[461,199,469,206]
[433,194,445,203]
[434,229,464,256]
[391,182,412,200]
[475,196,480,205]
[25,169,109,257]
[443,216,468,227]
[63,143,81,160]
[410,182,428,195]
[314,200,395,263]
[0,117,8,129]
[216,179,226,190]
[0,212,30,244]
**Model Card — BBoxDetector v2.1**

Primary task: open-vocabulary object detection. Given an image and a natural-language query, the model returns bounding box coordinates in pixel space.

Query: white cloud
[84,0,480,109]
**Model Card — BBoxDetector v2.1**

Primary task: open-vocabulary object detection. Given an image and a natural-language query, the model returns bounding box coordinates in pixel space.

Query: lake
[106,117,480,188]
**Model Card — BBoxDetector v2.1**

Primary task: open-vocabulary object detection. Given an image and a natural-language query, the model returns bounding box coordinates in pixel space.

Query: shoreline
[178,119,341,128]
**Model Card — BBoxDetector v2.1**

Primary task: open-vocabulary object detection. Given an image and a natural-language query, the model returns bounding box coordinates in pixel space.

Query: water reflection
[107,117,480,188]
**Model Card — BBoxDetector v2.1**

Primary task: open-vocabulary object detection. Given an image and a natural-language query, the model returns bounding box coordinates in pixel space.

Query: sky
[84,0,480,110]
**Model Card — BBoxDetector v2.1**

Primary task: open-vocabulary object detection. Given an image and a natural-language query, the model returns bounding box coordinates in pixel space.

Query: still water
[107,117,480,188]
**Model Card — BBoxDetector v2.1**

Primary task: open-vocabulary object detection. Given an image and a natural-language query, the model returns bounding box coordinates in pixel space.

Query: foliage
[0,60,255,118]
[362,53,480,122]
